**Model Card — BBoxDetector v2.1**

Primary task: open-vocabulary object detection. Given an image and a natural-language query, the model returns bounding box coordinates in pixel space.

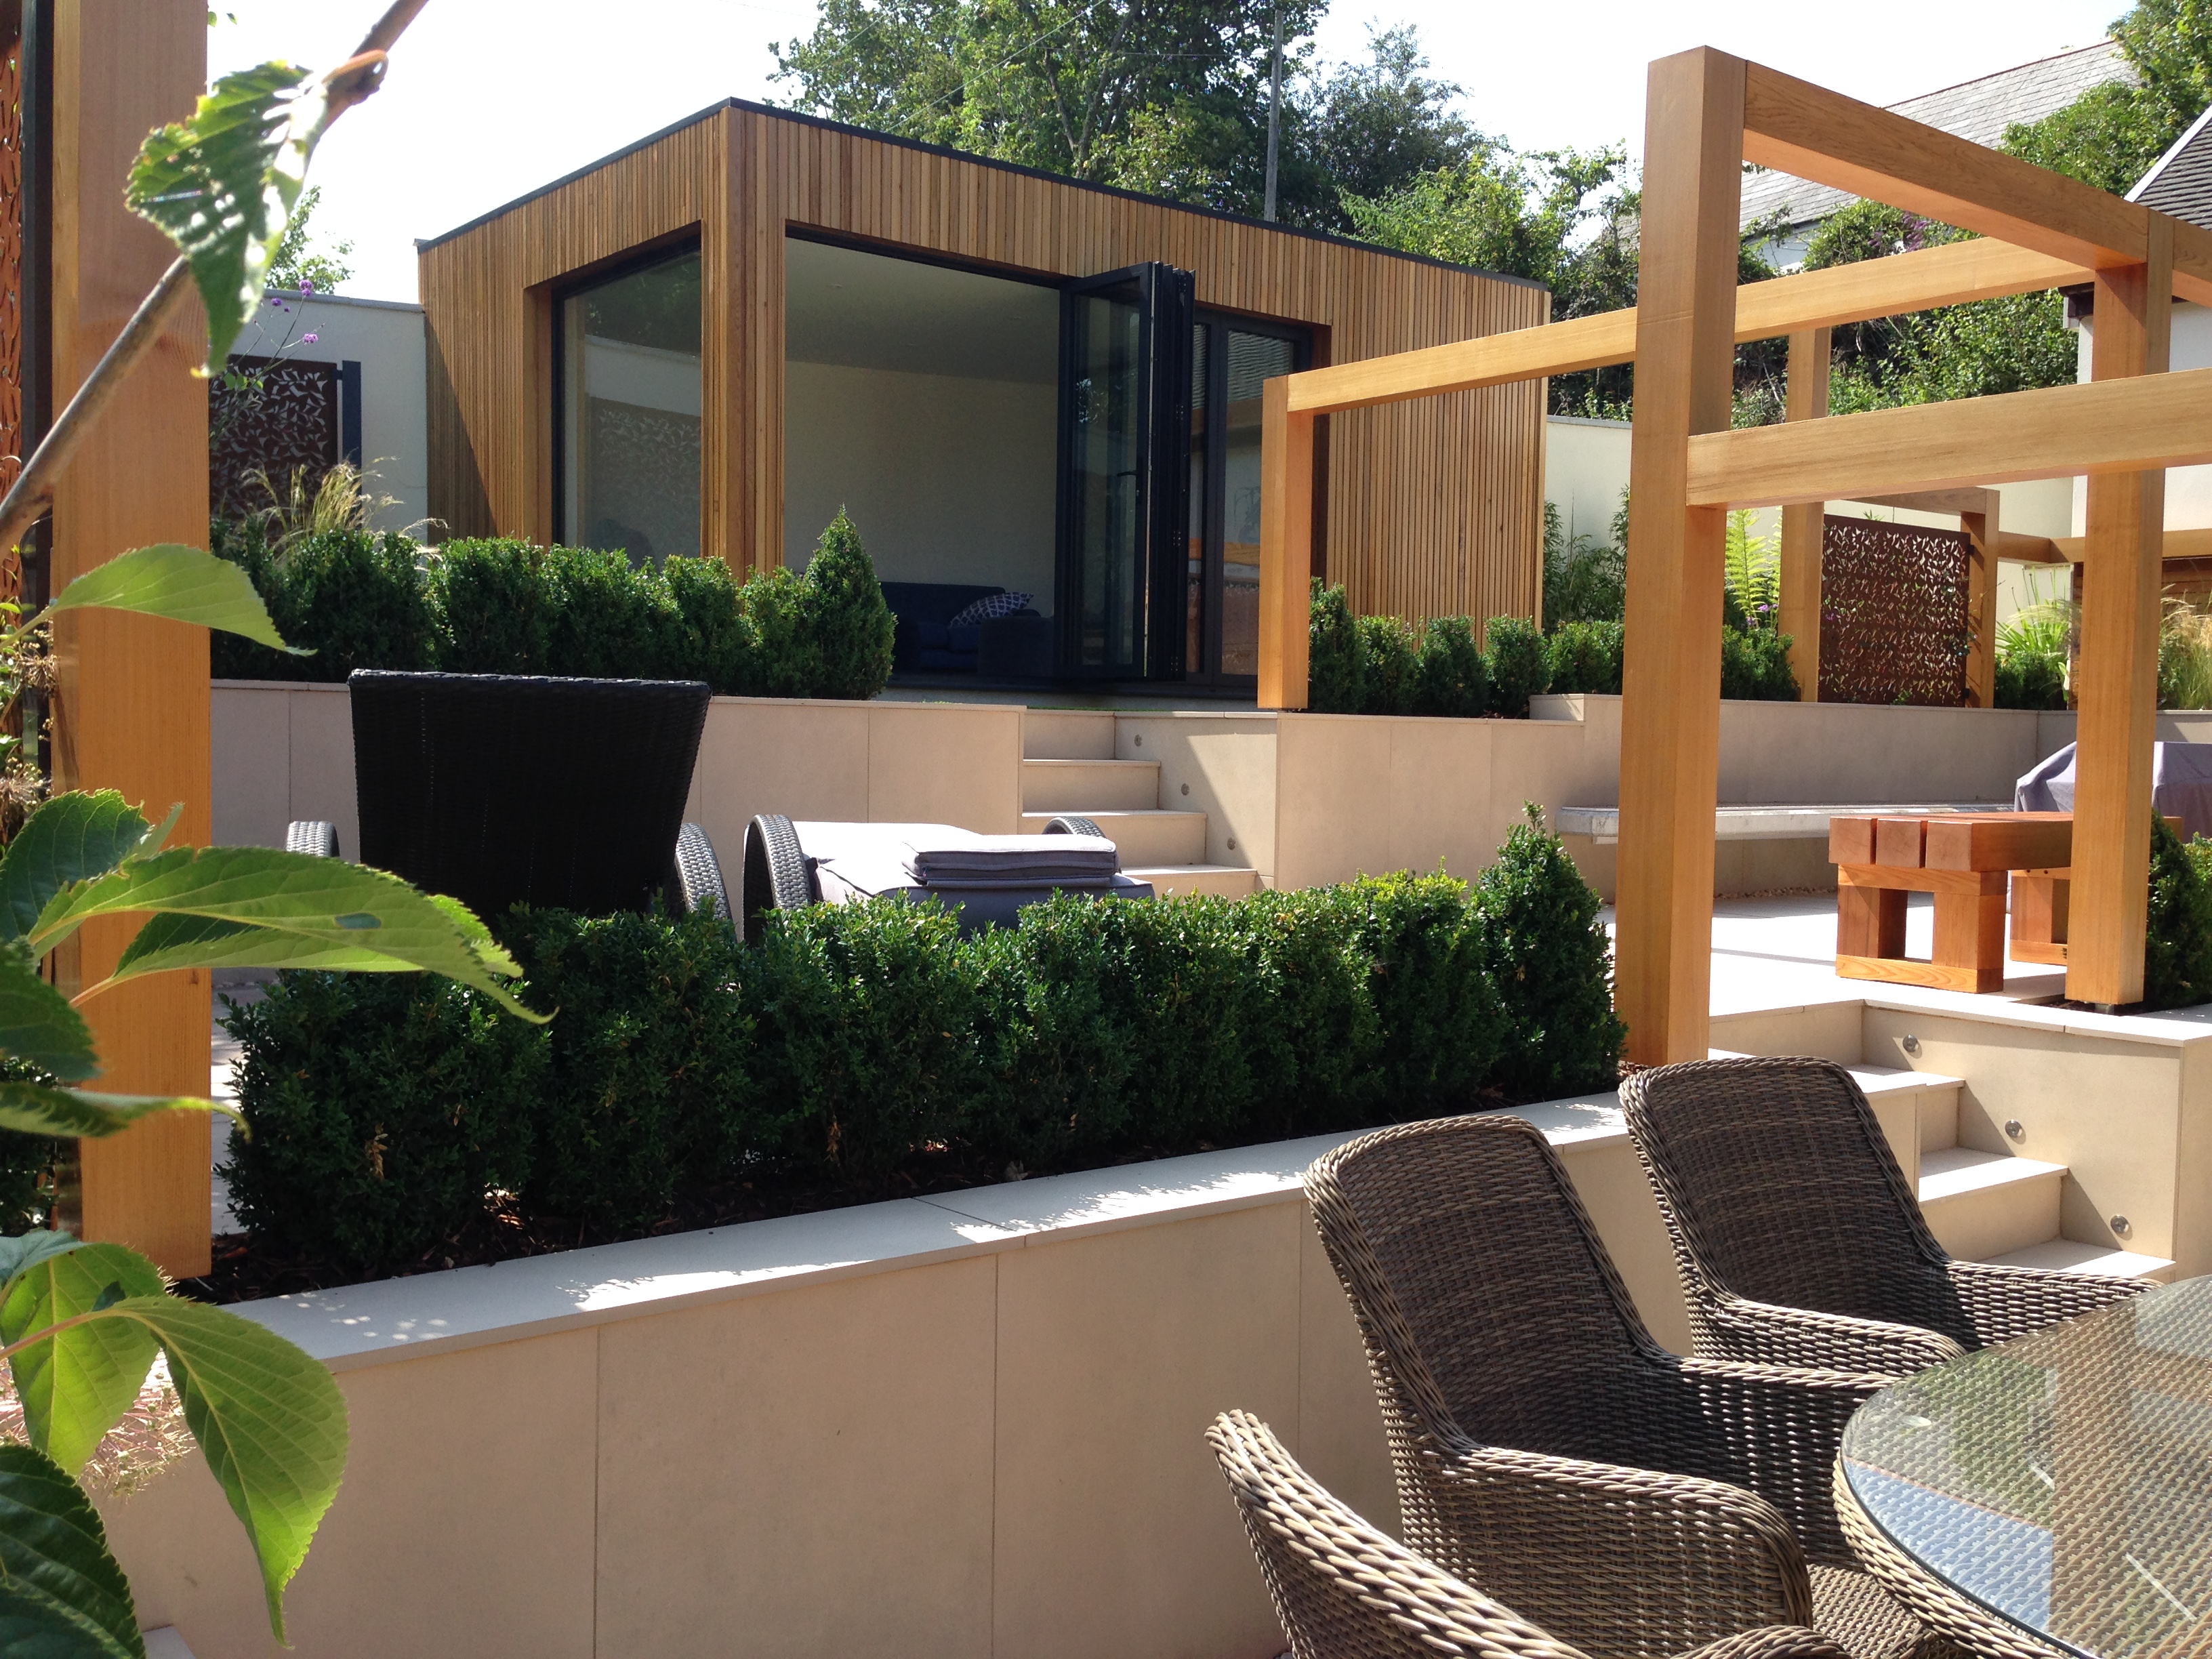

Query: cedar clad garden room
[419,99,1547,694]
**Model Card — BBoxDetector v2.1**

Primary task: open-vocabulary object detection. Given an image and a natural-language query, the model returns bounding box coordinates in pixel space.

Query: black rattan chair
[1305,1113,1936,1659]
[1620,1057,2152,1376]
[289,670,727,922]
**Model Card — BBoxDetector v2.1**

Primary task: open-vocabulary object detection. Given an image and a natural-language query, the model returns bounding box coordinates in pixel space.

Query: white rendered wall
[783,361,1057,603]
[228,290,428,536]
[2071,299,2212,535]
[1542,414,1631,546]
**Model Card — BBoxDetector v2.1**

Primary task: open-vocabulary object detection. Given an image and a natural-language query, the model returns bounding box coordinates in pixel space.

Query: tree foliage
[774,0,1324,214]
[264,183,354,294]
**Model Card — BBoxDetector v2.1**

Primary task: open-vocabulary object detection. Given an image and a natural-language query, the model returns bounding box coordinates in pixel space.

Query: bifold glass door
[1057,264,1194,679]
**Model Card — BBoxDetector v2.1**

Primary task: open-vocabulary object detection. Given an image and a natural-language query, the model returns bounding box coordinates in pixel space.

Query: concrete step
[1023,808,1206,866]
[1847,1063,1963,1189]
[1979,1237,2179,1283]
[1918,1147,2066,1261]
[1022,758,1159,812]
[1023,709,1117,760]
[1128,865,1260,899]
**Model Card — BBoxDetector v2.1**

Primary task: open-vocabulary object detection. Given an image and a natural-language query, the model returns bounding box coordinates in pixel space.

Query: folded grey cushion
[793,822,1122,895]
[907,832,1118,884]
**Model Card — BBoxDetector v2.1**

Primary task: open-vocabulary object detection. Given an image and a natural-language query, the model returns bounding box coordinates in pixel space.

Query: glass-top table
[1840,1277,2212,1659]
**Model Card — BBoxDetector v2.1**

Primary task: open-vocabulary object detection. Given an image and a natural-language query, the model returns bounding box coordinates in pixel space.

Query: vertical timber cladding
[420,103,1550,622]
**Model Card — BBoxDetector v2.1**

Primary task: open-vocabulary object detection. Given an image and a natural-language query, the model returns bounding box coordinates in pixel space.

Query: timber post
[1614,46,1744,1066]
[1778,326,1830,699]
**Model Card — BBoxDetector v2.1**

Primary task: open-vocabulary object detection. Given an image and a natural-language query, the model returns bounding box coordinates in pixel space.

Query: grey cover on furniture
[1305,1113,1934,1659]
[1621,1057,2151,1375]
[2013,739,2212,838]
[739,813,1150,940]
[1208,1408,1851,1659]
[287,670,724,923]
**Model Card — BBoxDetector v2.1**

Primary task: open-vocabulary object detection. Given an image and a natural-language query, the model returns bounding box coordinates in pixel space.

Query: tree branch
[0,0,431,561]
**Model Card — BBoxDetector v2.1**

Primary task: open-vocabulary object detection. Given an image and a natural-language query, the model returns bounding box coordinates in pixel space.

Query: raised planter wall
[214,684,2194,902]
[103,988,2212,1656]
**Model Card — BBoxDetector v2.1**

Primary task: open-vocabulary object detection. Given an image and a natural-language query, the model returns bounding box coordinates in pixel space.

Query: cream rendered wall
[783,360,1057,603]
[228,291,429,535]
[2070,300,2212,535]
[1542,414,1630,546]
[211,683,1025,865]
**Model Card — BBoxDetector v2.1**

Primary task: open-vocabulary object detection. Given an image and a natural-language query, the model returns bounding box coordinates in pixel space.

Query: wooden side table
[1829,813,2074,994]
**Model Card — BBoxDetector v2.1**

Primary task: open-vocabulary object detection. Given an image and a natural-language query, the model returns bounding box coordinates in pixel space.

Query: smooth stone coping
[1556,802,2013,844]
[237,1103,1631,1372]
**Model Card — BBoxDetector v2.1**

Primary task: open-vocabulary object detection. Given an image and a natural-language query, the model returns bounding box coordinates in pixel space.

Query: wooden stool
[1830,813,2074,994]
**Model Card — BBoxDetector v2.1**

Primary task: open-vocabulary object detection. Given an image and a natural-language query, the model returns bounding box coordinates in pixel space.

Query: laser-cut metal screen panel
[1818,514,1972,707]
[209,354,339,519]
[0,14,24,594]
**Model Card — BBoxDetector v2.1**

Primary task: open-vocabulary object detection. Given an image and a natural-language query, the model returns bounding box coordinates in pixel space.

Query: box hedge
[225,834,1622,1279]
[211,514,897,701]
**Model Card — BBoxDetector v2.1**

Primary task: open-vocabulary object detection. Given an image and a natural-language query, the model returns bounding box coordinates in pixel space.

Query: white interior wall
[228,291,428,535]
[783,360,1057,602]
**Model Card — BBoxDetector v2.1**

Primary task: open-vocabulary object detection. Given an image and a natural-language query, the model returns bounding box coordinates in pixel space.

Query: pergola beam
[1740,62,2150,270]
[1684,366,2212,507]
[1283,239,2100,419]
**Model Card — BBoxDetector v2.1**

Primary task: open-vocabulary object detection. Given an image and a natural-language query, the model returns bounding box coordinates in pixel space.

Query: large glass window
[1219,329,1297,678]
[560,250,701,564]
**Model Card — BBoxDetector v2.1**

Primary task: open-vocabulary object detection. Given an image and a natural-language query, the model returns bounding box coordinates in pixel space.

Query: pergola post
[1616,47,1745,1066]
[1961,505,1995,708]
[49,0,212,1277]
[1778,327,1830,699]
[1257,377,1314,710]
[2069,219,2173,1008]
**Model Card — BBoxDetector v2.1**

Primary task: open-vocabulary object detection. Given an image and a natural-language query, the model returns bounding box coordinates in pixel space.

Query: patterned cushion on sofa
[948,590,1033,627]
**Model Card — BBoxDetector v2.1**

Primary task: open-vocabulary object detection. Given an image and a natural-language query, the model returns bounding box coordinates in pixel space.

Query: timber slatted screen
[209,354,340,518]
[1818,513,1973,706]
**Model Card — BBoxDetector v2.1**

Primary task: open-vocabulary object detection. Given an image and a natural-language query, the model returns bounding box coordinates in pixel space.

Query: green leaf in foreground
[0,952,96,1082]
[126,62,332,370]
[30,846,540,1020]
[44,544,298,653]
[123,1297,347,1643]
[0,1082,239,1141]
[0,1443,146,1659]
[0,795,163,948]
[0,1233,84,1288]
[2,1244,166,1477]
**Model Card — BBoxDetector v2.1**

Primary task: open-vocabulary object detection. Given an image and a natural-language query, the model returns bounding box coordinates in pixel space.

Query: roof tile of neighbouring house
[2131,104,2212,227]
[1739,40,2134,234]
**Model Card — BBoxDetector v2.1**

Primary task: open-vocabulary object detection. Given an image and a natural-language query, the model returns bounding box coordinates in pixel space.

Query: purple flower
[299,278,314,293]
[302,331,318,344]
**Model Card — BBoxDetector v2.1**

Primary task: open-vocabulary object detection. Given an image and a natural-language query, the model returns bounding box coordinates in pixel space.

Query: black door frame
[1053,262,1194,681]
[1184,310,1310,690]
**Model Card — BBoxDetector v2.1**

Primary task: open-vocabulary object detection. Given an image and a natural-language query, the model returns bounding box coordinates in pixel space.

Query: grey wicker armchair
[1305,1114,1931,1659]
[1208,1410,1853,1659]
[1620,1057,2152,1376]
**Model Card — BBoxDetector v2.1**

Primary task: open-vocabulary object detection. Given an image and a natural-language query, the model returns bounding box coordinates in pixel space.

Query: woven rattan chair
[288,670,728,923]
[1208,1409,1852,1659]
[1305,1114,1931,1659]
[1620,1057,2152,1376]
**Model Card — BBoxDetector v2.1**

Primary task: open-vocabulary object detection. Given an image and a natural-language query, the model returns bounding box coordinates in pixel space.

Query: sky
[209,0,2129,304]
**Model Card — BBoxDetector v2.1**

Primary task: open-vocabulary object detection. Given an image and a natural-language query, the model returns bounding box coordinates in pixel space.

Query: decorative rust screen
[0,11,24,599]
[209,354,339,518]
[1818,514,1973,706]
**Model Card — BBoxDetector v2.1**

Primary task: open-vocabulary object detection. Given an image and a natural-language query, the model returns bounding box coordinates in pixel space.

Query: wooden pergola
[1260,47,2212,1064]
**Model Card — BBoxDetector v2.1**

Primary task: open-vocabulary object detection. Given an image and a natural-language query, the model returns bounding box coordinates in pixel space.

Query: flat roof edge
[417,98,1549,293]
